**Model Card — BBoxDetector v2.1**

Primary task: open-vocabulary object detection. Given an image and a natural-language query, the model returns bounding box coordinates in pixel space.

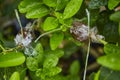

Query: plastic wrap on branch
[70,21,104,43]
[14,23,33,47]
[90,27,105,43]
[70,21,89,41]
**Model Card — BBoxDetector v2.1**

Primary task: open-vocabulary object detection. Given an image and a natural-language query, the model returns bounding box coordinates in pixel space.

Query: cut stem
[14,9,23,37]
[34,28,61,43]
[83,9,91,80]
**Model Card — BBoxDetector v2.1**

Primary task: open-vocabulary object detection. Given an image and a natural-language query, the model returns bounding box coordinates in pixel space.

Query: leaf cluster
[1,0,120,80]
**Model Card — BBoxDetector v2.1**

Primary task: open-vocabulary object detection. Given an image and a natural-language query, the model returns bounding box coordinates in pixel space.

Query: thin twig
[31,20,37,29]
[0,44,5,51]
[83,9,91,80]
[34,28,61,43]
[14,9,23,37]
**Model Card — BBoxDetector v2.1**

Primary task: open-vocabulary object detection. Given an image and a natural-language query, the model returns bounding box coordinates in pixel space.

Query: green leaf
[35,43,44,54]
[26,5,49,18]
[60,18,73,31]
[97,53,120,70]
[69,60,80,75]
[10,72,20,80]
[0,52,25,67]
[52,49,64,58]
[50,32,64,50]
[110,11,120,22]
[18,1,41,13]
[58,17,72,30]
[43,54,58,68]
[88,0,107,9]
[99,67,120,80]
[36,67,62,79]
[36,69,45,79]
[18,0,49,18]
[108,0,120,10]
[54,12,63,20]
[102,22,119,42]
[60,25,67,32]
[45,49,64,58]
[63,0,83,19]
[64,18,73,27]
[56,0,69,11]
[18,68,26,80]
[34,43,44,63]
[94,70,100,80]
[45,75,67,80]
[29,71,40,80]
[89,72,95,80]
[43,0,57,7]
[43,17,59,31]
[26,57,38,71]
[67,75,80,80]
[104,44,120,54]
[44,67,62,77]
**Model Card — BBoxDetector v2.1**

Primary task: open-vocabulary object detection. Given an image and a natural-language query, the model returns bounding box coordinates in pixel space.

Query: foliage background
[0,0,120,80]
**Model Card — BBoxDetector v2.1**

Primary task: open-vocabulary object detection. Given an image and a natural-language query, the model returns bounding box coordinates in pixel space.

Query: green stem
[0,44,5,51]
[118,22,120,36]
[34,28,61,43]
[1,45,21,54]
[83,9,91,80]
[5,45,21,52]
[31,19,38,29]
[99,39,107,45]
